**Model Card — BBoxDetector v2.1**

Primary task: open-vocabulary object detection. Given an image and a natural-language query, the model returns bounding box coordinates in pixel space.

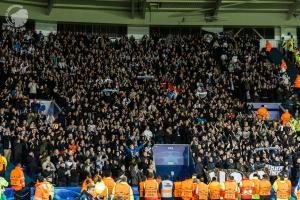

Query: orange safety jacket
[294,75,300,89]
[223,180,238,200]
[280,60,287,71]
[81,178,94,193]
[174,181,182,198]
[139,181,145,198]
[103,177,116,196]
[181,179,194,200]
[277,181,290,199]
[281,111,291,125]
[240,179,254,199]
[144,178,159,200]
[209,181,221,200]
[10,166,25,191]
[33,182,50,200]
[266,41,272,52]
[259,179,271,196]
[197,182,208,200]
[114,182,131,200]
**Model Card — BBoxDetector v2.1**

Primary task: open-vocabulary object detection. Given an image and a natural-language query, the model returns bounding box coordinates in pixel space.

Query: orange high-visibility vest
[174,181,182,198]
[103,177,116,195]
[240,179,254,199]
[281,111,291,125]
[259,179,271,196]
[10,166,25,191]
[33,182,50,200]
[280,60,287,71]
[81,178,94,193]
[277,181,290,199]
[256,107,269,120]
[0,156,5,171]
[139,181,145,198]
[224,181,237,200]
[294,75,300,89]
[144,179,159,198]
[181,179,194,199]
[209,181,221,200]
[114,183,131,200]
[266,41,272,52]
[198,182,208,200]
[296,188,300,200]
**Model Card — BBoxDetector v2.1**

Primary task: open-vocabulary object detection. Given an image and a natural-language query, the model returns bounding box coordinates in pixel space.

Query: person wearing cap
[111,176,134,200]
[80,183,95,200]
[33,176,50,200]
[259,174,271,200]
[273,174,291,200]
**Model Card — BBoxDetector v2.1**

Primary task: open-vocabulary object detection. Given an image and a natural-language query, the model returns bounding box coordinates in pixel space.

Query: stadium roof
[0,0,300,26]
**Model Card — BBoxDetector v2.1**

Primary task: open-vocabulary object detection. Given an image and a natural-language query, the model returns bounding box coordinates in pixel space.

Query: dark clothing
[80,191,94,200]
[56,167,68,186]
[260,195,270,200]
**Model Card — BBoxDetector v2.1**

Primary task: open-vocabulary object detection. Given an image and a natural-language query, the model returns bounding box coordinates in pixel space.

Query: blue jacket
[125,143,145,158]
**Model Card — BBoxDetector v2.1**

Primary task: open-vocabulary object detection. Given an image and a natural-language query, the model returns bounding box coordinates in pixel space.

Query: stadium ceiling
[0,0,300,26]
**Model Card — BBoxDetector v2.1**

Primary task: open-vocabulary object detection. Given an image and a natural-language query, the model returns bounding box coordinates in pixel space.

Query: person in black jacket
[69,164,80,186]
[56,162,68,186]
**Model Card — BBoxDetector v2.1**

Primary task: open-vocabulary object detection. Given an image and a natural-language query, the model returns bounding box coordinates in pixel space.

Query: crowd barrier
[3,186,297,200]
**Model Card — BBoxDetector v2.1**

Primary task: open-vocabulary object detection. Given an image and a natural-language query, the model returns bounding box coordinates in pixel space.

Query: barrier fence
[3,186,297,200]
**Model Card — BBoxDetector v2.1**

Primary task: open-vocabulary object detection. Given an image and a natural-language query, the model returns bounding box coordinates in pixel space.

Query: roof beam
[212,0,222,16]
[287,0,300,20]
[47,0,54,15]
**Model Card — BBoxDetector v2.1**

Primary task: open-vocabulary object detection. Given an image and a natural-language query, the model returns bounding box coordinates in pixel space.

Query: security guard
[256,105,269,120]
[144,172,159,200]
[173,178,182,200]
[160,176,174,200]
[111,176,134,200]
[222,176,238,200]
[208,177,221,200]
[103,171,116,198]
[197,179,208,200]
[81,175,94,193]
[0,176,8,200]
[139,176,147,200]
[45,180,54,200]
[181,177,195,200]
[94,176,108,200]
[259,175,271,200]
[251,174,260,200]
[33,176,50,200]
[240,174,254,200]
[273,174,291,200]
[0,153,7,177]
[10,163,25,200]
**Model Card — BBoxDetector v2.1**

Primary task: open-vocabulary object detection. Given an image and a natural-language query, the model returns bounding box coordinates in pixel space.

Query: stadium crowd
[0,29,299,193]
